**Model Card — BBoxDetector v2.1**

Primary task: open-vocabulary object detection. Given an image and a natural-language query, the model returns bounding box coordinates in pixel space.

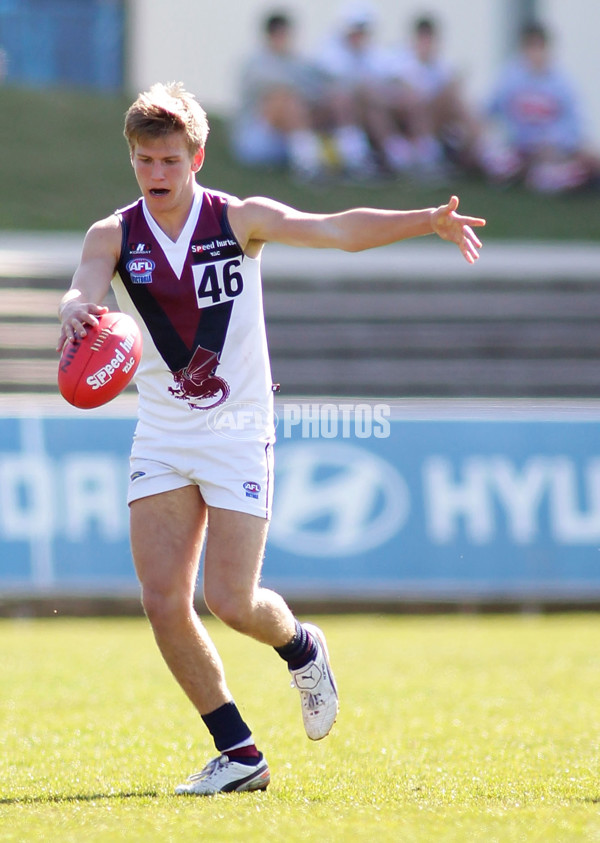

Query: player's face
[523,37,549,72]
[131,133,204,214]
[346,26,370,53]
[415,31,436,63]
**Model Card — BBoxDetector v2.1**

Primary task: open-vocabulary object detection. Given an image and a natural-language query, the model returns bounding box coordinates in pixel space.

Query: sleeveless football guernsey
[111,184,275,444]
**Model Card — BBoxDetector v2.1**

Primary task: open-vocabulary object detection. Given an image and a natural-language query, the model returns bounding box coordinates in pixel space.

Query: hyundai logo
[269,442,409,556]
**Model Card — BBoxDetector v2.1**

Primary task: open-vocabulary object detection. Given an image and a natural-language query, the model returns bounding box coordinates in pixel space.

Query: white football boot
[289,623,339,740]
[175,754,270,795]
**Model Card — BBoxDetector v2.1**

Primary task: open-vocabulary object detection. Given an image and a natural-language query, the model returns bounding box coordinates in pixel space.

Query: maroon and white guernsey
[111,183,275,441]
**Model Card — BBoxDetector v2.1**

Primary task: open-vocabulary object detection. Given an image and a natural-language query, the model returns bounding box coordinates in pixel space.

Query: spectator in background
[317,3,462,178]
[386,15,483,174]
[230,11,326,181]
[313,2,387,175]
[482,21,599,192]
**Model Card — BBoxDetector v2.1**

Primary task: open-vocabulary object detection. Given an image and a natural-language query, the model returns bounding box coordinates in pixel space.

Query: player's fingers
[57,322,80,349]
[464,225,483,249]
[461,243,476,264]
[462,215,486,228]
[83,311,99,327]
[463,235,480,263]
[67,316,87,341]
[457,229,479,263]
[75,309,102,334]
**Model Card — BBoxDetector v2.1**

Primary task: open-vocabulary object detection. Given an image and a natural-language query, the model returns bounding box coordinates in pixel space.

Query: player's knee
[141,585,191,629]
[204,587,253,633]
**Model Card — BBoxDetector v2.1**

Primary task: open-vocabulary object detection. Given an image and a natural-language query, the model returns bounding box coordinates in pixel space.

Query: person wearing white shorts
[57,81,485,796]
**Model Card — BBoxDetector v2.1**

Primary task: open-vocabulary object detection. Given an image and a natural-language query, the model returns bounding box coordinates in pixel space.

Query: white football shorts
[127,422,274,519]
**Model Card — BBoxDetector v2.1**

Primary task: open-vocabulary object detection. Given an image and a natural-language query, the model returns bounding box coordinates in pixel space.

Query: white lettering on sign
[62,455,124,541]
[423,456,600,545]
[0,454,128,542]
[0,455,54,540]
[488,457,548,544]
[550,457,600,543]
[424,456,493,544]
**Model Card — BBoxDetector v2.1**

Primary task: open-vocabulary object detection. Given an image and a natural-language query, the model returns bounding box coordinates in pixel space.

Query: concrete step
[3,272,600,397]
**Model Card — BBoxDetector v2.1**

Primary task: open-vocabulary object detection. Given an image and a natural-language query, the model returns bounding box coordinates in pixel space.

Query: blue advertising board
[1,403,600,601]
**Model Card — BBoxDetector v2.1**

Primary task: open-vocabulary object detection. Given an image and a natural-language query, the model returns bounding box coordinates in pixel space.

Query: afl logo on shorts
[126,257,155,284]
[243,481,261,499]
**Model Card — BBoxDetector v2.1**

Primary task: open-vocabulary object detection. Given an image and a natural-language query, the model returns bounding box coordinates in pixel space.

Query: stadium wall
[3,401,600,610]
[126,0,600,147]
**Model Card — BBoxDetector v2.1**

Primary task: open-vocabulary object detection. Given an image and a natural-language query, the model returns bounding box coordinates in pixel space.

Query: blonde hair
[124,82,209,156]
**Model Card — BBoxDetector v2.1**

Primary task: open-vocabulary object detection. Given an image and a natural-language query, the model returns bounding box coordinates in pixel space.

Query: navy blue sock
[202,701,252,754]
[274,619,317,670]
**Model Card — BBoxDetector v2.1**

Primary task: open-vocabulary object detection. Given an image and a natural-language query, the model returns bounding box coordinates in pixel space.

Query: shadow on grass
[0,790,158,805]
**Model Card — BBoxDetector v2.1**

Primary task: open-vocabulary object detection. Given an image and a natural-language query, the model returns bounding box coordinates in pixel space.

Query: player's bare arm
[228,194,485,263]
[57,215,122,350]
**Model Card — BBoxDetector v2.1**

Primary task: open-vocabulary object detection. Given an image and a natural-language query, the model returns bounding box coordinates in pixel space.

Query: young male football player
[57,82,485,795]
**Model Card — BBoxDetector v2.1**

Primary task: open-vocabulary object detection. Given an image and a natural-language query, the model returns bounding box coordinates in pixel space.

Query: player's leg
[260,87,323,180]
[130,486,269,795]
[202,506,294,645]
[320,81,377,176]
[203,506,339,741]
[430,81,484,170]
[130,485,230,714]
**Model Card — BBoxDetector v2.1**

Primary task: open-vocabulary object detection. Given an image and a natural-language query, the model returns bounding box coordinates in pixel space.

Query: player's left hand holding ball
[57,305,143,409]
[57,300,108,349]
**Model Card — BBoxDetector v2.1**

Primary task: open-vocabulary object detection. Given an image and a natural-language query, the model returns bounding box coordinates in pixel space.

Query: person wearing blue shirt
[483,21,599,192]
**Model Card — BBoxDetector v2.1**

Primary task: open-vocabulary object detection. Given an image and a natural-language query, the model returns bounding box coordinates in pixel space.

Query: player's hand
[57,302,108,351]
[431,195,486,264]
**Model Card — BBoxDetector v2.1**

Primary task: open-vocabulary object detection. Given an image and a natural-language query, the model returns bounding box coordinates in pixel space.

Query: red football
[58,311,143,409]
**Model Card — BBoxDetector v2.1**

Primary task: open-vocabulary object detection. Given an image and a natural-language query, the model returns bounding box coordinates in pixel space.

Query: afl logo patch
[243,481,261,499]
[126,257,155,284]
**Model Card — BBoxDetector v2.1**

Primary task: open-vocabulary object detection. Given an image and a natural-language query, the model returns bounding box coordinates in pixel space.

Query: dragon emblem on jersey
[169,344,230,410]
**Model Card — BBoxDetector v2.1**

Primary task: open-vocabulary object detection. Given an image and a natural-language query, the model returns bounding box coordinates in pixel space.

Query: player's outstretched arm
[230,195,485,262]
[57,216,121,350]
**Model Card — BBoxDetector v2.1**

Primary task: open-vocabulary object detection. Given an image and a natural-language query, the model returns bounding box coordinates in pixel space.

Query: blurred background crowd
[230,3,600,193]
[1,0,599,198]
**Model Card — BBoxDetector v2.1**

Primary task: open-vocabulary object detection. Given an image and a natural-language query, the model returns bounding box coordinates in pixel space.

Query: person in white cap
[316,2,445,177]
[313,2,394,176]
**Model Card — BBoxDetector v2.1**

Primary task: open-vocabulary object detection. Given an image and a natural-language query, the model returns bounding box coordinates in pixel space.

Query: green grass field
[1,85,600,240]
[2,614,600,842]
